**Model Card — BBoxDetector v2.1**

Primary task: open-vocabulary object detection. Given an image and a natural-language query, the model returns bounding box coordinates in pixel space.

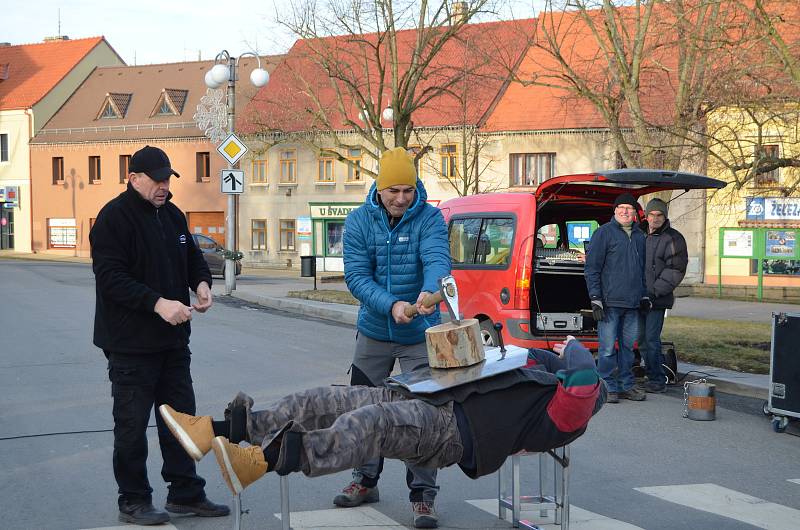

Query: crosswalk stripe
[788,479,800,485]
[467,498,644,529]
[273,505,404,529]
[635,483,800,530]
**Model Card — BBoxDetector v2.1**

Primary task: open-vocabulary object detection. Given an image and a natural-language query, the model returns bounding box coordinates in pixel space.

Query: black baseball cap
[129,146,181,182]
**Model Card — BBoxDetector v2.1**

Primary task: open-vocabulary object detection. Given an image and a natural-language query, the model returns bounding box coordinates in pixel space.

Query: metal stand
[498,445,570,529]
[232,475,291,530]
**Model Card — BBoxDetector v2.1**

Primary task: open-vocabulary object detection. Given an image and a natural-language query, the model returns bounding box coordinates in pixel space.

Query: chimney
[450,1,469,24]
[44,35,70,42]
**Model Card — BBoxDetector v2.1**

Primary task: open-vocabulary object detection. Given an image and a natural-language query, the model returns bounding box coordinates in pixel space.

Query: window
[52,157,64,184]
[754,144,780,188]
[346,148,362,182]
[317,156,334,183]
[280,149,297,184]
[0,133,8,162]
[448,217,515,267]
[252,159,268,184]
[280,219,296,251]
[251,219,267,250]
[194,233,218,250]
[408,145,423,178]
[326,221,345,256]
[510,153,556,186]
[196,152,210,182]
[119,155,131,184]
[97,93,132,119]
[89,156,101,184]
[440,144,458,179]
[158,100,173,115]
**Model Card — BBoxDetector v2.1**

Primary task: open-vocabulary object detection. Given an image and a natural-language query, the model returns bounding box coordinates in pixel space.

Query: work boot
[118,501,170,525]
[159,404,214,461]
[606,392,620,404]
[212,436,268,495]
[164,497,230,517]
[333,482,380,507]
[619,386,647,401]
[644,381,667,393]
[412,500,439,528]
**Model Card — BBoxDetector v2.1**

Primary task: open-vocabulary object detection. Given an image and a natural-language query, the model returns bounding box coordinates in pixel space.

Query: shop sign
[746,197,800,220]
[0,186,19,208]
[310,203,360,219]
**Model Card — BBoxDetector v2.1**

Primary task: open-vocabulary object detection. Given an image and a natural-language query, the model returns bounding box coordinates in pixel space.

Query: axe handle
[403,291,443,318]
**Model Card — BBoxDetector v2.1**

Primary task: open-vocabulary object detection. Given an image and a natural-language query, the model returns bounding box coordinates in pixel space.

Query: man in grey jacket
[639,198,688,393]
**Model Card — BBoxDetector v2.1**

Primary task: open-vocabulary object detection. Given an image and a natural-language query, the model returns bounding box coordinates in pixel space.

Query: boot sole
[159,404,204,461]
[333,494,380,507]
[165,503,231,517]
[213,436,244,495]
[118,511,170,525]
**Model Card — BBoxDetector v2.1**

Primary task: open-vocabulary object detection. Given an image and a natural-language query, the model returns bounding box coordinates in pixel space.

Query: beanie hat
[613,193,638,209]
[645,198,669,217]
[376,147,417,191]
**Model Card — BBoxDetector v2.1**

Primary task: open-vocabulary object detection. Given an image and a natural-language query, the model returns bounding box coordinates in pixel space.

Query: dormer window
[97,93,132,120]
[151,88,189,117]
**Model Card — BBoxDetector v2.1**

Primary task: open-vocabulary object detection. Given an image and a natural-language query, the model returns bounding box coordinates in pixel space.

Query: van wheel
[479,320,499,347]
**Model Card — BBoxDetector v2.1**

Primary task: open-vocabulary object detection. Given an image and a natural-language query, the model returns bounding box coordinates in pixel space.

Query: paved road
[2,260,800,530]
[670,296,799,322]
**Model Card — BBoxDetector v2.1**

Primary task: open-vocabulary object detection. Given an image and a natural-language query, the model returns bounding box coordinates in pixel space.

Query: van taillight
[515,235,534,309]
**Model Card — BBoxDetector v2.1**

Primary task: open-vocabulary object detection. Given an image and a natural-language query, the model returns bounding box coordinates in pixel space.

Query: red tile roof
[240,18,533,134]
[0,37,121,110]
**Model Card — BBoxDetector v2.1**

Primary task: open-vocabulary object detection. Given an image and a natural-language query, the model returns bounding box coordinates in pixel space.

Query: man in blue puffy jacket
[339,147,451,528]
[584,193,650,404]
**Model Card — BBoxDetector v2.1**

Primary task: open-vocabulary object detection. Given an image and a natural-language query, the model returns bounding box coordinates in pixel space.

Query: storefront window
[326,221,344,256]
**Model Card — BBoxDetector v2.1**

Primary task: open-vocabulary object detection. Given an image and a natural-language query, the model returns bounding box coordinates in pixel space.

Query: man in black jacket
[639,198,688,393]
[157,337,605,496]
[90,145,229,525]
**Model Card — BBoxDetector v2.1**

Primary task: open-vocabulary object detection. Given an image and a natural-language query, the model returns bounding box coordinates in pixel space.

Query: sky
[2,0,297,65]
[2,0,544,65]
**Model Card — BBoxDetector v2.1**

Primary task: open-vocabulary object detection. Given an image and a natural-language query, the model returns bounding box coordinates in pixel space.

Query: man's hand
[591,300,605,322]
[415,291,436,316]
[155,298,193,325]
[639,296,652,314]
[391,300,414,325]
[553,335,577,357]
[193,281,213,313]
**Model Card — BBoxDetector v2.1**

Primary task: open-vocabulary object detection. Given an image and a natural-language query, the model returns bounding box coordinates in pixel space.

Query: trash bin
[300,255,316,278]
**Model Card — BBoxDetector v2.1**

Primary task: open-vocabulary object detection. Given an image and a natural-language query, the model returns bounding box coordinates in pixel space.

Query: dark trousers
[107,347,206,507]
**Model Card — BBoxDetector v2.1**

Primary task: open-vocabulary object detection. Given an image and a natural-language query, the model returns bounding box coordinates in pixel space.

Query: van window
[449,217,515,267]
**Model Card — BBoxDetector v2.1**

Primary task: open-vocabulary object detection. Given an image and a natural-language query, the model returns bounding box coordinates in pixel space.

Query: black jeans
[107,347,206,507]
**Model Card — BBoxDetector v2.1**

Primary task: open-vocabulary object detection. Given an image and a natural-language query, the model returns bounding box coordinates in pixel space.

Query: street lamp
[202,50,269,295]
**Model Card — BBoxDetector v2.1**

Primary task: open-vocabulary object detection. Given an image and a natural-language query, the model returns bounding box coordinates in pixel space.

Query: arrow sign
[221,170,244,194]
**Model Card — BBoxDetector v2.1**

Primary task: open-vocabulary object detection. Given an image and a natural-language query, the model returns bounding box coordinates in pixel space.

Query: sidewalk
[1,251,771,400]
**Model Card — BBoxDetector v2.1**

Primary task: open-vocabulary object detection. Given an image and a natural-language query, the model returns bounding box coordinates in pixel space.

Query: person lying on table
[159,336,607,495]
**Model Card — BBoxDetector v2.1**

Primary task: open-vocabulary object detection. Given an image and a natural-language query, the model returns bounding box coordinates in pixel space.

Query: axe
[403,275,460,322]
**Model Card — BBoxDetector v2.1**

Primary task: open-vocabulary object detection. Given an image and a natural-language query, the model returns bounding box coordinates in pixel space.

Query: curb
[232,292,358,326]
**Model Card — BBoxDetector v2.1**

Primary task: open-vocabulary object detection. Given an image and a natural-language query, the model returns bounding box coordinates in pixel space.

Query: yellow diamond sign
[217,133,248,165]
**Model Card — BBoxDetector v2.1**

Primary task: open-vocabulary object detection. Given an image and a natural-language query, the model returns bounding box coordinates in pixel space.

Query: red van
[438,169,726,350]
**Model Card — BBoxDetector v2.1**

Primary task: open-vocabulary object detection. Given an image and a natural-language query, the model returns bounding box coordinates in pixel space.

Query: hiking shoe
[607,392,620,404]
[333,482,380,507]
[212,436,268,495]
[619,387,647,401]
[644,381,667,393]
[165,497,230,517]
[412,501,439,528]
[159,404,214,461]
[118,502,170,525]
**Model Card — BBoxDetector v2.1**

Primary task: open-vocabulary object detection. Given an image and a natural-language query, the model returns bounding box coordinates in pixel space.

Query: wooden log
[425,318,484,368]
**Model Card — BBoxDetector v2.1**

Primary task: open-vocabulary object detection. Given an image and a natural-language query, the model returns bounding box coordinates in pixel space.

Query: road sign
[221,170,245,194]
[217,132,248,165]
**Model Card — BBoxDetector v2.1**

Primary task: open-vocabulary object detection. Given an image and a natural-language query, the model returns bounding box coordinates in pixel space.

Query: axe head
[439,275,460,324]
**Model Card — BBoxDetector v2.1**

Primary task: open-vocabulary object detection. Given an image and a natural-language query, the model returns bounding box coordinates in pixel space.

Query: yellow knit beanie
[376,147,417,190]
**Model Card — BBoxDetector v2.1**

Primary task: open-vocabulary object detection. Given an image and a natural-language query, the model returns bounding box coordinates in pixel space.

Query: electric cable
[0,424,157,442]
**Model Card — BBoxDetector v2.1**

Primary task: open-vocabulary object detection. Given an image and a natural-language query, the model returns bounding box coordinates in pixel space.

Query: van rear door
[534,169,727,208]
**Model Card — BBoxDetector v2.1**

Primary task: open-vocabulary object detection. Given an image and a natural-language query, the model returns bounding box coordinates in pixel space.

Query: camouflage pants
[226,387,463,478]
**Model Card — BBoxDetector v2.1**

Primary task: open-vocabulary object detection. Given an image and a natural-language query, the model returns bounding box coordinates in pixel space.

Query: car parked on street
[438,169,726,350]
[192,233,242,277]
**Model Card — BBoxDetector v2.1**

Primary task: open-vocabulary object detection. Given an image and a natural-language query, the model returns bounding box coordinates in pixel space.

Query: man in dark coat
[90,145,229,525]
[639,198,688,393]
[584,193,649,403]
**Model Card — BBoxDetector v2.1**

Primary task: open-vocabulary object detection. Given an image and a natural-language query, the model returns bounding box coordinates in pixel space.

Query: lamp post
[202,51,269,295]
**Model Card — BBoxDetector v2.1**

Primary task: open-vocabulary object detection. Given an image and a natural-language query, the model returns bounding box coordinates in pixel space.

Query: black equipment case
[768,312,800,430]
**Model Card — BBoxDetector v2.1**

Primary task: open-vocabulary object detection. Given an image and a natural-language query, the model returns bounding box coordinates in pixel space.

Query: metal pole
[225,55,237,295]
